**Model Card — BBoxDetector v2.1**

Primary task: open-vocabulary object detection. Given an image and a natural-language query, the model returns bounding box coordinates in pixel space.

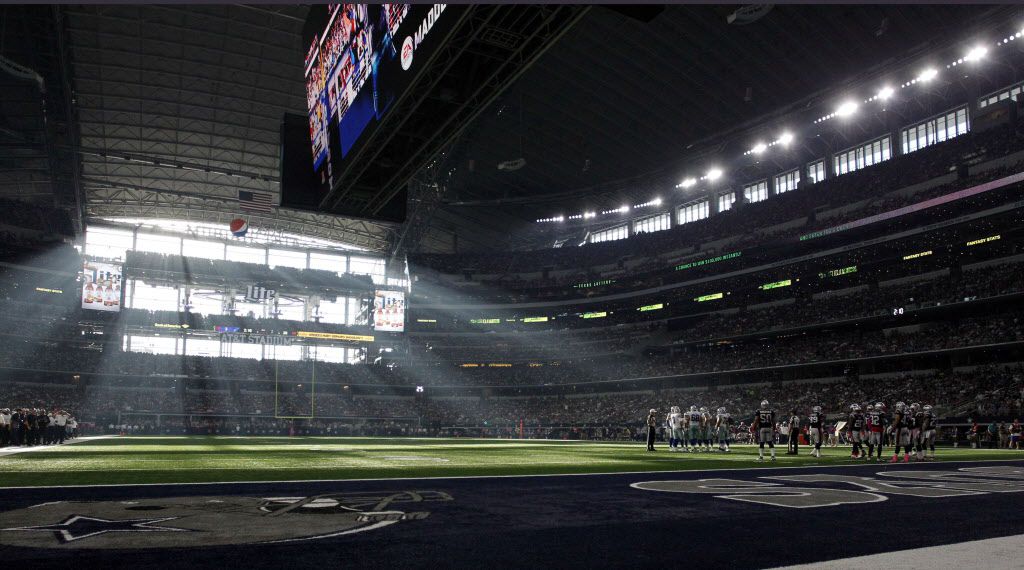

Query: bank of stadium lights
[676,177,697,189]
[744,132,794,156]
[633,198,662,209]
[535,216,564,223]
[704,168,723,181]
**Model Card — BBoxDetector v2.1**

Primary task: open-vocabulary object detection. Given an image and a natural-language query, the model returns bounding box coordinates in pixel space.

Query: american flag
[238,190,274,213]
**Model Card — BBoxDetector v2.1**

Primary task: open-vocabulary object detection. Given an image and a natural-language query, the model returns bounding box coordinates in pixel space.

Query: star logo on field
[2,515,192,543]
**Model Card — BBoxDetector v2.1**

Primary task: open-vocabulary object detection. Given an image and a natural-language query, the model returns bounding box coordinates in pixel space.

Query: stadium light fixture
[677,178,697,189]
[751,142,767,154]
[835,100,858,118]
[964,46,988,63]
[620,205,630,213]
[706,168,723,181]
[653,197,662,206]
[778,132,794,146]
[877,86,894,101]
[917,68,938,82]
[584,211,595,219]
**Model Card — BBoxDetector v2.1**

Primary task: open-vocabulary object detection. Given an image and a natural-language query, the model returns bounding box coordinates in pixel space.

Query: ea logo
[401,36,414,70]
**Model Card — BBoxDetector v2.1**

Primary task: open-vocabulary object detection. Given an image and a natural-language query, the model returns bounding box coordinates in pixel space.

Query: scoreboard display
[299,4,454,203]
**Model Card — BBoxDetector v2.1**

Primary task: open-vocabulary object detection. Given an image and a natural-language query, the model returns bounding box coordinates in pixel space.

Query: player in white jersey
[686,405,703,452]
[715,407,732,452]
[666,406,684,452]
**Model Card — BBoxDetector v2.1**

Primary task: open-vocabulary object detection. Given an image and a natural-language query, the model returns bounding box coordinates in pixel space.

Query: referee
[646,409,658,451]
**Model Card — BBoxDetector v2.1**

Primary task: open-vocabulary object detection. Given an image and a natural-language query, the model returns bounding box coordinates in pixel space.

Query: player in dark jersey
[753,400,776,462]
[919,404,937,460]
[866,403,887,461]
[807,406,826,458]
[847,404,866,459]
[890,401,912,463]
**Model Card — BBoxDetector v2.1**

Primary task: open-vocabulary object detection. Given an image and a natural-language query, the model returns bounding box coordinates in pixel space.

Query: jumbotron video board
[299,4,453,204]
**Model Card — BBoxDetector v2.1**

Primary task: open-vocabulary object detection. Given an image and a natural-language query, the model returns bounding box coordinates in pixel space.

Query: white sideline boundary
[771,533,1024,569]
[0,436,114,458]
[0,455,1020,491]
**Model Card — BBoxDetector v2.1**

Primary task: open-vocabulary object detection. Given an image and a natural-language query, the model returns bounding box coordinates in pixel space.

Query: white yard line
[0,436,114,457]
[771,533,1024,569]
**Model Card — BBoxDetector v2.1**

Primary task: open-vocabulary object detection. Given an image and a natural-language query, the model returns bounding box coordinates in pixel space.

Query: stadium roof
[1,5,1020,254]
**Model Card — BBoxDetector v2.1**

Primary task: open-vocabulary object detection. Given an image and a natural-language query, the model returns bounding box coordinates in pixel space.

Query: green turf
[1,436,1020,488]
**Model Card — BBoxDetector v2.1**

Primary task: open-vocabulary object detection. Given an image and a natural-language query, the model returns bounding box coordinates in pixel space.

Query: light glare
[964,46,988,62]
[917,68,938,82]
[706,168,723,181]
[751,142,767,154]
[778,132,794,145]
[835,100,858,117]
[877,86,894,100]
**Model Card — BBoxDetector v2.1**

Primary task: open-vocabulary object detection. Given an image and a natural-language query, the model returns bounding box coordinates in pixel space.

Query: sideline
[771,533,1024,569]
[0,436,114,458]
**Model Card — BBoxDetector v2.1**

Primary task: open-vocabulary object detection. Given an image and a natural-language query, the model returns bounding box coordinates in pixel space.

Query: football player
[866,402,887,462]
[919,404,936,460]
[753,400,776,462]
[667,406,684,452]
[908,403,922,461]
[847,404,866,459]
[807,405,826,458]
[716,407,732,452]
[686,405,703,452]
[700,406,713,451]
[890,401,912,463]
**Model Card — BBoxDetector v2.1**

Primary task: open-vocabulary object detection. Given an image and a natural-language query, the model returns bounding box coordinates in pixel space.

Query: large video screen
[302,4,453,194]
[82,260,122,312]
[373,290,405,332]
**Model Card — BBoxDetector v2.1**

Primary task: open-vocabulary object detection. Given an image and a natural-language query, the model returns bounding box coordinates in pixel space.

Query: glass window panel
[85,227,134,261]
[135,233,181,255]
[185,338,222,357]
[221,341,263,360]
[309,252,346,275]
[182,239,224,260]
[130,280,180,312]
[268,248,307,269]
[349,256,386,284]
[310,345,347,363]
[316,297,347,324]
[264,344,302,361]
[128,335,179,356]
[186,289,223,316]
[226,245,266,265]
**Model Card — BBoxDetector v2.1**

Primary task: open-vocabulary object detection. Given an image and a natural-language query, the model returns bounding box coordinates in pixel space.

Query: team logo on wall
[0,491,452,548]
[631,466,1024,509]
[245,285,276,302]
[400,36,414,70]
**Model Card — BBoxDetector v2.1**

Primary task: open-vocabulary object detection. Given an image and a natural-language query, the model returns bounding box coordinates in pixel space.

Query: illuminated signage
[521,316,549,323]
[759,279,792,291]
[675,251,741,271]
[581,312,607,319]
[818,266,857,279]
[215,325,241,333]
[902,250,933,260]
[35,287,63,294]
[528,363,544,367]
[637,303,664,312]
[415,319,437,323]
[222,333,295,346]
[574,279,615,289]
[470,318,501,324]
[155,323,190,329]
[295,331,375,342]
[694,293,723,303]
[487,363,512,367]
[459,363,480,368]
[966,234,1000,246]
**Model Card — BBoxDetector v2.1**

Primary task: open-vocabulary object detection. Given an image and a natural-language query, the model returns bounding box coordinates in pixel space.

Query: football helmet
[851,404,861,411]
[671,406,680,413]
[923,405,933,412]
[896,401,906,410]
[876,402,885,410]
[700,406,708,413]
[760,400,769,408]
[690,405,698,412]
[812,405,822,413]
[911,403,921,411]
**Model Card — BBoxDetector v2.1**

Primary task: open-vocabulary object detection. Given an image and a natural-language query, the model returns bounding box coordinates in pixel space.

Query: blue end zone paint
[1,460,1023,569]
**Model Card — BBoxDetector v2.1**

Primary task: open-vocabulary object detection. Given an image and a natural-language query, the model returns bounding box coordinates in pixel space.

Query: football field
[2,437,1024,568]
[0,435,1019,487]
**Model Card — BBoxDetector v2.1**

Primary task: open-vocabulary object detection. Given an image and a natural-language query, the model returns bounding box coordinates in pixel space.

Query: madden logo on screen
[373,290,405,332]
[302,4,452,187]
[81,260,122,312]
